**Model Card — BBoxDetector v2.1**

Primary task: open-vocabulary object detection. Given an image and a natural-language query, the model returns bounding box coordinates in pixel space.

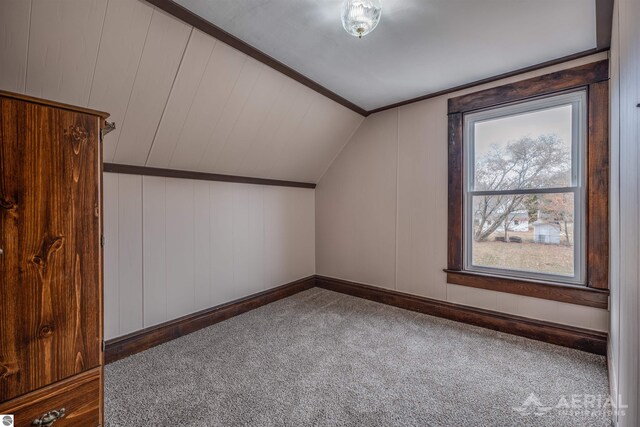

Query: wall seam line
[23,0,33,93]
[117,175,121,335]
[166,39,218,168]
[144,26,194,166]
[87,0,109,107]
[316,115,366,184]
[394,108,400,290]
[196,56,249,171]
[110,8,153,161]
[140,175,144,328]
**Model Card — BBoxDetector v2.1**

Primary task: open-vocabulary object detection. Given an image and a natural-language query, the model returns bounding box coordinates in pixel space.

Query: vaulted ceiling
[0,0,364,183]
[174,0,600,111]
[0,0,606,183]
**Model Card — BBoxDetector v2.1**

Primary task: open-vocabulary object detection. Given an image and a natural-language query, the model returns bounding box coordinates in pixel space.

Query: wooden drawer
[0,368,101,427]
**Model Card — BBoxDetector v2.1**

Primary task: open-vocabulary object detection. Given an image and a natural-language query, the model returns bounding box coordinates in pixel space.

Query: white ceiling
[0,0,363,183]
[174,0,597,111]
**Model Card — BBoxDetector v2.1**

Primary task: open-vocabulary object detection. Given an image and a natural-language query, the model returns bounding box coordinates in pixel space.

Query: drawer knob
[32,408,65,426]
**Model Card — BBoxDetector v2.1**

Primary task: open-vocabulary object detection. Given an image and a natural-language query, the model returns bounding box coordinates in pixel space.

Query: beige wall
[316,52,610,332]
[0,0,363,183]
[609,0,639,424]
[104,173,316,340]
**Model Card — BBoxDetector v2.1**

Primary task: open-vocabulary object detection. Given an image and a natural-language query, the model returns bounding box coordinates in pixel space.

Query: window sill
[444,269,609,309]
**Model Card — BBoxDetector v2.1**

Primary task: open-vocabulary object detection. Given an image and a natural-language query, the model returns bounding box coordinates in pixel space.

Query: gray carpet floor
[105,288,610,427]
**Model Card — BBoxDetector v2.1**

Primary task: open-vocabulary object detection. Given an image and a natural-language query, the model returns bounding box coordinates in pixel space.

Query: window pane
[471,193,575,277]
[473,105,573,191]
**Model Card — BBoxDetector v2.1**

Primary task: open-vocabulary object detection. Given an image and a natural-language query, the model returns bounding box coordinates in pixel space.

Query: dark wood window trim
[446,60,610,308]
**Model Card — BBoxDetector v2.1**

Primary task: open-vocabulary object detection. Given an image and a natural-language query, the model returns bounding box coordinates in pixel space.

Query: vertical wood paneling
[162,42,247,171]
[260,85,315,180]
[274,96,363,182]
[103,173,120,340]
[104,173,315,338]
[142,176,167,328]
[495,291,609,331]
[117,174,143,336]
[264,187,315,288]
[197,59,263,170]
[396,99,448,300]
[147,29,216,168]
[300,103,363,182]
[239,77,305,178]
[316,55,611,333]
[113,10,191,165]
[165,178,195,319]
[289,187,316,282]
[0,0,31,93]
[232,184,251,299]
[315,109,398,289]
[89,0,153,162]
[210,182,235,305]
[213,67,286,175]
[193,181,212,310]
[247,186,266,293]
[26,0,107,105]
[446,283,497,311]
[1,0,366,182]
[264,186,288,288]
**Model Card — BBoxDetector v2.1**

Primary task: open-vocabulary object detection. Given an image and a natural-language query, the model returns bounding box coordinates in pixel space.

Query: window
[446,60,609,309]
[463,91,586,284]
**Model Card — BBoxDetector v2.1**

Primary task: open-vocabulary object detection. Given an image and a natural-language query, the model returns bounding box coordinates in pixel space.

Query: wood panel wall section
[315,276,607,355]
[145,0,366,116]
[445,60,610,308]
[105,276,316,363]
[103,172,316,340]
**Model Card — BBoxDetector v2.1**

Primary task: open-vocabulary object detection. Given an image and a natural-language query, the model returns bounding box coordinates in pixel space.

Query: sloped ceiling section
[0,0,364,183]
[174,0,598,111]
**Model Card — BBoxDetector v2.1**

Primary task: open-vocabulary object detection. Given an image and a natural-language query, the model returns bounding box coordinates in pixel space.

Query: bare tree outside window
[464,91,585,282]
[473,134,570,242]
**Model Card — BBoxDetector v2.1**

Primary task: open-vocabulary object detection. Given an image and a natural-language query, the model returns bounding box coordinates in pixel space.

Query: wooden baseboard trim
[315,275,607,355]
[104,276,315,364]
[105,274,606,362]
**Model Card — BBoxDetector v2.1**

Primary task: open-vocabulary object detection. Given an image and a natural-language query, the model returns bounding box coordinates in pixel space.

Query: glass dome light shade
[341,0,382,38]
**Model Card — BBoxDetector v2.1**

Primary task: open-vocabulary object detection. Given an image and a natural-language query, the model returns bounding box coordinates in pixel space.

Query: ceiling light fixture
[341,0,382,39]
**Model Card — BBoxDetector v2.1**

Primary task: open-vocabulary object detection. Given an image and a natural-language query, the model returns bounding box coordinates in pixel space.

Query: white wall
[104,173,315,340]
[609,0,639,424]
[316,52,610,333]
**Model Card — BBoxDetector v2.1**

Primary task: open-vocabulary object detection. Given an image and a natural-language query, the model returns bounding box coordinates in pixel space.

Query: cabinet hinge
[101,235,105,247]
[101,121,116,138]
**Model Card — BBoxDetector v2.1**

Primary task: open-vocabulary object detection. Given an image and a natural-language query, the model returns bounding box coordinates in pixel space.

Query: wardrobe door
[0,97,102,402]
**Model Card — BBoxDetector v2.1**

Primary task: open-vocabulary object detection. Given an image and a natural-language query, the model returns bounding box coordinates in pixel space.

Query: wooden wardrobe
[0,91,108,427]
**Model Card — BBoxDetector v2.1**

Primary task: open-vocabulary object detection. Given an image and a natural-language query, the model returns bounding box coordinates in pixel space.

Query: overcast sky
[474,104,572,158]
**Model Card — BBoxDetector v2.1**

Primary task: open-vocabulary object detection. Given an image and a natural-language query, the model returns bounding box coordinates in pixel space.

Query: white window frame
[462,90,587,285]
